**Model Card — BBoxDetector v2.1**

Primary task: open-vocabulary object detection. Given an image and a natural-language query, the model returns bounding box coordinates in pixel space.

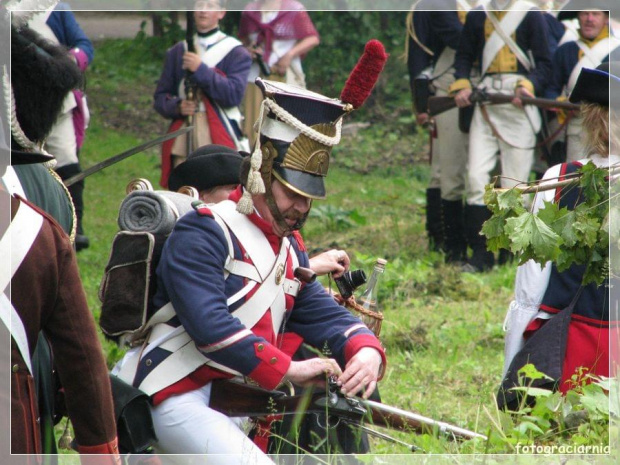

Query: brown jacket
[6,193,120,462]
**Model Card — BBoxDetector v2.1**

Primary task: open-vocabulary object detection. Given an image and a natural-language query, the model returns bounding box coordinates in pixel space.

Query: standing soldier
[450,0,552,272]
[545,3,619,163]
[28,2,94,251]
[155,0,252,188]
[406,0,471,263]
[3,23,120,462]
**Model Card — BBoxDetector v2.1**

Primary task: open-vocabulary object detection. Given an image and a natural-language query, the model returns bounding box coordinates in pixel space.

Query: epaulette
[192,200,213,217]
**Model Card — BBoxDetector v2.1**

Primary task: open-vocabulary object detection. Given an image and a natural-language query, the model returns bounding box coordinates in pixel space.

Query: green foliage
[309,204,366,230]
[483,161,610,285]
[483,364,612,452]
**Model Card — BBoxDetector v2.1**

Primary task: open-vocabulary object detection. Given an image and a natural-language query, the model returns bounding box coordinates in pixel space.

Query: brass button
[257,344,265,352]
[145,359,152,367]
[270,357,278,365]
[12,364,19,373]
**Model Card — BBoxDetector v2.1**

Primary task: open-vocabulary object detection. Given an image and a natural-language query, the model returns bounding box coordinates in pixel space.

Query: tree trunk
[152,13,163,37]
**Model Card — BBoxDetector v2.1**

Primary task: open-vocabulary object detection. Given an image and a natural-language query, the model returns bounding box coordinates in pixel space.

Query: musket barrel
[363,399,487,441]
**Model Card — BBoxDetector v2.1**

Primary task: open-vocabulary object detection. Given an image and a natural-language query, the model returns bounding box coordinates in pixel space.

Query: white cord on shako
[237,96,343,214]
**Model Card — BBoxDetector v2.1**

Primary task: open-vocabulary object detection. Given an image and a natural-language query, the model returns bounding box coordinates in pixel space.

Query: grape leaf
[497,189,527,213]
[537,202,578,247]
[505,213,562,262]
[579,161,607,207]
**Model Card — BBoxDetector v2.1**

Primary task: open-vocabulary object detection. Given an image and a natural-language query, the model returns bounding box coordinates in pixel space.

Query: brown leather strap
[479,103,575,150]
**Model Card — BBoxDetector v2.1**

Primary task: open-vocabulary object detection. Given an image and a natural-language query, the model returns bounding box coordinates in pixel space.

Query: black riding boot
[55,163,89,251]
[425,187,444,252]
[463,205,494,272]
[442,199,466,264]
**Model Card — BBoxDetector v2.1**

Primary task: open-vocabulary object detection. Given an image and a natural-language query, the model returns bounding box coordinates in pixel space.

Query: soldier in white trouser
[406,0,471,262]
[450,0,552,272]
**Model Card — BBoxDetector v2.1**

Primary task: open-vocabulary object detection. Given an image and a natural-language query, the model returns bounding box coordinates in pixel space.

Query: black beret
[168,144,246,193]
[569,61,619,106]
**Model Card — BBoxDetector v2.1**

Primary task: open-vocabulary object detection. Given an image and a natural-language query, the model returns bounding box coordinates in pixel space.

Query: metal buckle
[492,75,503,91]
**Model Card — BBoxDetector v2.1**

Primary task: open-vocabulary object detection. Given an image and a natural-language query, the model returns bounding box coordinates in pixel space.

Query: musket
[209,378,487,444]
[255,52,271,77]
[184,10,198,156]
[492,164,620,195]
[428,89,581,117]
[64,126,193,187]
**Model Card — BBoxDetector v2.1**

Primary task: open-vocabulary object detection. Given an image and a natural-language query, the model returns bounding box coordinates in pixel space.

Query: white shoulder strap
[0,201,43,297]
[566,37,619,93]
[0,294,33,374]
[210,200,276,281]
[1,167,26,198]
[482,1,534,75]
[0,201,44,374]
[198,32,243,68]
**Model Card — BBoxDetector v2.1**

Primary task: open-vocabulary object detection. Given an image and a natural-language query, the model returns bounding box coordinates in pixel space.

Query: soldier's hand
[309,249,349,278]
[247,43,264,59]
[454,88,473,108]
[182,52,203,73]
[272,53,292,76]
[416,112,430,127]
[284,358,342,386]
[178,99,197,116]
[337,347,382,399]
[512,86,534,108]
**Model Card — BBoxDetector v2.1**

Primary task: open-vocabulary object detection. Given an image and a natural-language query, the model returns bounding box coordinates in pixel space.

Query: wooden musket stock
[428,90,581,117]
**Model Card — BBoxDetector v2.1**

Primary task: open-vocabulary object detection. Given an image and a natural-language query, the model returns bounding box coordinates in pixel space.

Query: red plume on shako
[340,39,389,110]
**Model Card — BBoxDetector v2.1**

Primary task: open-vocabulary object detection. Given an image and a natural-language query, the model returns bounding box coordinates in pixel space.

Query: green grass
[68,38,612,459]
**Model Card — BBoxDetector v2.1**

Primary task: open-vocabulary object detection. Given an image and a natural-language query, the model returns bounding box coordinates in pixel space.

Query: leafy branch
[481,161,612,286]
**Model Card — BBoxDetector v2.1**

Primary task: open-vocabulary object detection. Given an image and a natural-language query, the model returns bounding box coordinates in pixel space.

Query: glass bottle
[356,258,387,336]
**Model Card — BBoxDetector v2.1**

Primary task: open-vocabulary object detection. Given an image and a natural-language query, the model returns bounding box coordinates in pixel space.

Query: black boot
[463,205,494,272]
[442,199,466,264]
[425,187,444,252]
[55,163,89,251]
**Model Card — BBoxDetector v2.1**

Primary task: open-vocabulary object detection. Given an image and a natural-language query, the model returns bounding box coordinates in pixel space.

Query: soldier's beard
[266,196,310,237]
[283,210,309,232]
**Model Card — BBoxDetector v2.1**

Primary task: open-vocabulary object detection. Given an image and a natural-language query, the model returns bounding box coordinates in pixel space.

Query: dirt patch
[88,79,167,138]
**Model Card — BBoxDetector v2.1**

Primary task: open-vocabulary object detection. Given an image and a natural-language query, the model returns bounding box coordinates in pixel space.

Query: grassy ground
[69,38,612,459]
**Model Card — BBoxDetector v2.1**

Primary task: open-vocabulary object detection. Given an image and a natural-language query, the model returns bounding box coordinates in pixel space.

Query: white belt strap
[211,201,276,281]
[567,37,619,93]
[1,166,26,198]
[1,293,33,374]
[0,201,44,374]
[482,1,534,75]
[432,47,457,79]
[138,342,220,395]
[230,238,294,334]
[199,33,243,68]
[0,201,43,292]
